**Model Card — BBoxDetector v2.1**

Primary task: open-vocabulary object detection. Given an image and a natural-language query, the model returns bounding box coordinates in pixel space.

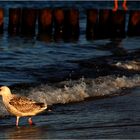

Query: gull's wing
[9,95,46,113]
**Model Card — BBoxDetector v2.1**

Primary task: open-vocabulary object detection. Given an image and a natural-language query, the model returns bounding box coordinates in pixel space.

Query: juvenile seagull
[0,86,47,126]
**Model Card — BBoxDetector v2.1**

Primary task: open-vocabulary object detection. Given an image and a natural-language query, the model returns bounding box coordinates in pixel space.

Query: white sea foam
[113,60,140,71]
[28,74,140,105]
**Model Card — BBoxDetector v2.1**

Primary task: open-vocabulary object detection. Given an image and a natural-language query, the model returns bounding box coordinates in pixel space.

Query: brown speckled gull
[0,86,47,126]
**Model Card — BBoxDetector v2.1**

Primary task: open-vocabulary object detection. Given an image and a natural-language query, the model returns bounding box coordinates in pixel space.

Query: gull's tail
[35,102,47,112]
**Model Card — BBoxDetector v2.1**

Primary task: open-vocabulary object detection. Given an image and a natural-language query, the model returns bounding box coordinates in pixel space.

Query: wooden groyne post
[98,9,112,39]
[0,8,4,34]
[21,8,37,36]
[110,10,126,38]
[128,10,140,36]
[53,8,65,41]
[64,9,79,41]
[38,8,53,35]
[37,8,53,42]
[8,8,21,35]
[86,9,98,40]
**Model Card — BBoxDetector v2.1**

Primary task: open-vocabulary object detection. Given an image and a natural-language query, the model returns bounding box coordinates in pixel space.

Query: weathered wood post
[98,9,112,39]
[8,8,21,35]
[53,8,65,41]
[21,8,37,36]
[86,9,98,40]
[64,9,79,41]
[0,8,4,34]
[127,10,140,36]
[38,8,53,42]
[110,10,126,38]
[38,8,53,34]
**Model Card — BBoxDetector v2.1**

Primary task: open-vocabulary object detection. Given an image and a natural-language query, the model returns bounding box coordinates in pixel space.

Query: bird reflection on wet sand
[2,125,48,139]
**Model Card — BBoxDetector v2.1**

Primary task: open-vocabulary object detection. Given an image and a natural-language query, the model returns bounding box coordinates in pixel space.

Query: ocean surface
[0,1,140,139]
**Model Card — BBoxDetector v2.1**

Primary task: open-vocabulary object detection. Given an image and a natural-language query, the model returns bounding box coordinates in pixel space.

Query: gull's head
[0,86,11,96]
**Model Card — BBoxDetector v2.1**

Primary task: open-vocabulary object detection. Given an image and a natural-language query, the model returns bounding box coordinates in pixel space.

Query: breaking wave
[28,74,140,105]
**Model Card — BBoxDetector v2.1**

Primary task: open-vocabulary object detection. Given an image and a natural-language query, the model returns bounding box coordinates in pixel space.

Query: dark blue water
[0,1,140,139]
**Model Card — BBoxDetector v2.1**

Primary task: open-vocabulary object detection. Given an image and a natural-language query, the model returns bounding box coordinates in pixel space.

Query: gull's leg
[16,116,20,126]
[28,117,35,125]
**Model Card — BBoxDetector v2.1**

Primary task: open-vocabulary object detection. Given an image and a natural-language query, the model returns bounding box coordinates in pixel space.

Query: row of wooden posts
[0,8,140,41]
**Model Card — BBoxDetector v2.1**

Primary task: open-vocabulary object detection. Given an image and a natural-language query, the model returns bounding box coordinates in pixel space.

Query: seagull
[0,86,47,126]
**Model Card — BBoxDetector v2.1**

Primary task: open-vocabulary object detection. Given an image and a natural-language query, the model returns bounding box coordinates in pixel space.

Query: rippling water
[0,1,140,139]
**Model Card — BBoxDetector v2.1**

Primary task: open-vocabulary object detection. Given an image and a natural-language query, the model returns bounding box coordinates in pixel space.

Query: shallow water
[0,1,140,139]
